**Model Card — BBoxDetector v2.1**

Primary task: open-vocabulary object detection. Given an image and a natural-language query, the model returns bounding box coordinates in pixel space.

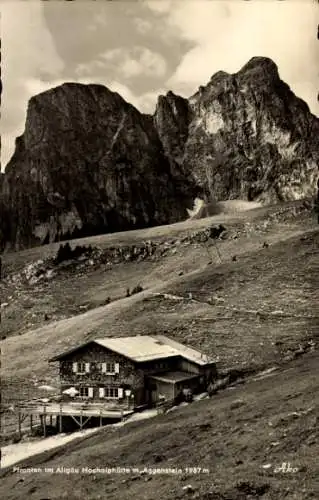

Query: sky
[1,0,318,171]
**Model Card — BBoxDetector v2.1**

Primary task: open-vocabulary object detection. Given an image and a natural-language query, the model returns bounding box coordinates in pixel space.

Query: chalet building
[49,335,217,407]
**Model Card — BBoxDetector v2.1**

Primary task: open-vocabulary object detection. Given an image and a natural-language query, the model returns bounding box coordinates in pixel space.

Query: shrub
[130,284,144,295]
[73,245,83,259]
[55,244,65,264]
[54,242,94,264]
[55,242,73,264]
[12,433,22,444]
[63,242,72,258]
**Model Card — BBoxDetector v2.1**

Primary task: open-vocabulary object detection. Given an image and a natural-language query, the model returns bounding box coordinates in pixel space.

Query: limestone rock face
[154,91,192,167]
[1,83,198,250]
[1,57,318,251]
[154,57,319,203]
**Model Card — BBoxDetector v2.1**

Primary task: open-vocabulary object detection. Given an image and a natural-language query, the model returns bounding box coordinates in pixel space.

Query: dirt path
[1,428,100,469]
[1,409,160,469]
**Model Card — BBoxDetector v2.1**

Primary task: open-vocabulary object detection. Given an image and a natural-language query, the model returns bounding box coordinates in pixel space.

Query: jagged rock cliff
[1,84,199,250]
[1,57,318,251]
[155,57,319,204]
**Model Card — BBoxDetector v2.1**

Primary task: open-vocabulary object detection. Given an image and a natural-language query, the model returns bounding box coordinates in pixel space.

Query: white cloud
[137,90,162,114]
[146,1,172,14]
[106,81,139,106]
[105,83,160,114]
[23,78,65,97]
[100,48,123,62]
[100,46,167,78]
[1,1,64,168]
[123,47,167,78]
[74,59,109,77]
[134,17,152,35]
[167,0,319,115]
[121,59,145,78]
[2,0,317,171]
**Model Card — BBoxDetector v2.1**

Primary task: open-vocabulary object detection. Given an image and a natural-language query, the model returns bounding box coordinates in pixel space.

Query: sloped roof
[94,336,178,362]
[153,335,214,366]
[49,334,215,365]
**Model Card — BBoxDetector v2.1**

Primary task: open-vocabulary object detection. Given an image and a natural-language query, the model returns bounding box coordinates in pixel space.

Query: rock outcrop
[1,84,199,250]
[155,57,319,204]
[1,57,318,251]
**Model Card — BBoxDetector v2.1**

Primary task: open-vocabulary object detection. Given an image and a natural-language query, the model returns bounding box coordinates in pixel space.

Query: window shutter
[72,362,78,373]
[101,363,107,373]
[88,387,94,398]
[99,388,105,398]
[118,388,123,399]
[85,363,90,373]
[115,362,120,374]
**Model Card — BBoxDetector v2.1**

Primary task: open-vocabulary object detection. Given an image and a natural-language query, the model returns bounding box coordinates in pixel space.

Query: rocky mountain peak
[156,56,318,203]
[1,57,318,251]
[1,82,198,250]
[236,56,280,83]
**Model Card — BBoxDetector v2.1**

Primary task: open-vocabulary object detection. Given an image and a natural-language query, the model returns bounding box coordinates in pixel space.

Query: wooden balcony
[12,400,135,438]
[18,400,134,418]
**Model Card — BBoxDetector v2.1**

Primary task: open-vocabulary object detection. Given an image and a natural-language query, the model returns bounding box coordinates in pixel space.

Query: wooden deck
[19,401,134,419]
[11,401,135,438]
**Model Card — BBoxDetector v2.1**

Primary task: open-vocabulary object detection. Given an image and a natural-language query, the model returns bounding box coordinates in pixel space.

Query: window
[78,362,86,373]
[105,387,118,398]
[72,362,90,374]
[100,387,123,399]
[79,387,88,397]
[107,362,115,373]
[79,387,92,398]
[157,361,166,370]
[100,362,119,374]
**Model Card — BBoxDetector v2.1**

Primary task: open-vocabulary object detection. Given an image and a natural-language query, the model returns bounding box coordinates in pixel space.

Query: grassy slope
[1,209,318,402]
[1,200,315,345]
[1,201,318,498]
[1,199,311,276]
[1,350,318,499]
